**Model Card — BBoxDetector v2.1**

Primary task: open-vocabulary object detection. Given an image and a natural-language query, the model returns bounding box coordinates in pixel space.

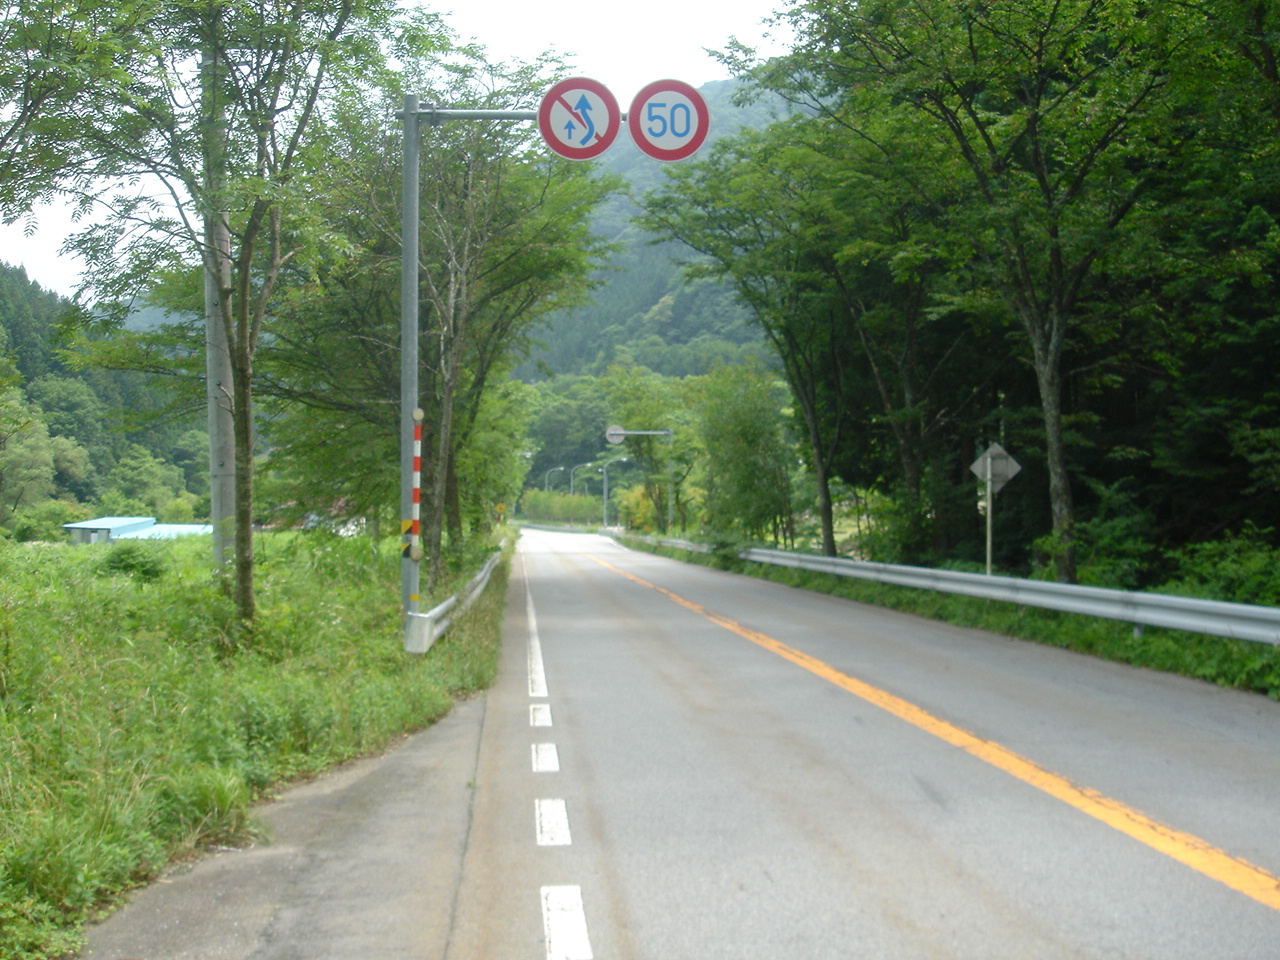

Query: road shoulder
[79,696,488,960]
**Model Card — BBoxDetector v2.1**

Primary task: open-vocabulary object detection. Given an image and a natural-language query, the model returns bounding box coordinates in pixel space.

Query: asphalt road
[83,528,1280,959]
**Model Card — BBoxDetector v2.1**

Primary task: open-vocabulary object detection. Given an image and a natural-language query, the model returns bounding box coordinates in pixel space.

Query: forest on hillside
[0,263,207,539]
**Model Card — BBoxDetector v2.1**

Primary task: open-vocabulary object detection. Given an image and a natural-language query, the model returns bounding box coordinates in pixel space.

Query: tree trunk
[1025,308,1076,583]
[798,402,838,556]
[445,451,463,543]
[231,320,256,625]
[813,454,837,555]
[427,370,455,589]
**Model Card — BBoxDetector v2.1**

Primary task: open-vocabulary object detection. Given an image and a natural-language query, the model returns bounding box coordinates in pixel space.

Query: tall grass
[0,531,509,960]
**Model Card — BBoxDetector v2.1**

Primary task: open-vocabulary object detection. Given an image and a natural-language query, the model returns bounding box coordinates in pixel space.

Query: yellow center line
[584,553,1280,912]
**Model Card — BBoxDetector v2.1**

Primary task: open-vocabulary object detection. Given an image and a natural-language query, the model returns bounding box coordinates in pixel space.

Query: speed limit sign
[628,80,710,162]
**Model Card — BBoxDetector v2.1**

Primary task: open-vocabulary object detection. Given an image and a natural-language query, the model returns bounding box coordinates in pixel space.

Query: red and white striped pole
[411,407,423,559]
[403,407,424,613]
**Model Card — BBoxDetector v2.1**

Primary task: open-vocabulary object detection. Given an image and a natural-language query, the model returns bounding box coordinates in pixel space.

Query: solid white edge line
[541,885,593,960]
[535,798,572,846]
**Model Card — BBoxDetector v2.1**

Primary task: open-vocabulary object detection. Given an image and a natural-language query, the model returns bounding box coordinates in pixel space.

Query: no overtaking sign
[538,77,621,161]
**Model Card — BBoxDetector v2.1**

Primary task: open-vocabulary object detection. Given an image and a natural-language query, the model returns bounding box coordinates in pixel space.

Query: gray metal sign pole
[970,442,1021,576]
[399,94,421,620]
[399,99,537,626]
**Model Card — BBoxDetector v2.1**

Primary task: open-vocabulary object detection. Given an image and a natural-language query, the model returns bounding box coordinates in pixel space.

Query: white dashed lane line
[524,560,594,958]
[532,743,561,773]
[534,797,573,847]
[541,885,594,960]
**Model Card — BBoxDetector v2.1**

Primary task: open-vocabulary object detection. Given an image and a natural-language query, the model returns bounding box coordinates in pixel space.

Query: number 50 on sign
[628,80,710,162]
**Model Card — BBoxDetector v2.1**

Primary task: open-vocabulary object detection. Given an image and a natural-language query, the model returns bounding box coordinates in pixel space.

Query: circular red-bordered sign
[539,78,621,161]
[628,80,710,162]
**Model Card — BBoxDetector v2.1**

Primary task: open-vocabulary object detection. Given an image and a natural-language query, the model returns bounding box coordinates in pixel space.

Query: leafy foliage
[634,0,1280,577]
[695,363,793,545]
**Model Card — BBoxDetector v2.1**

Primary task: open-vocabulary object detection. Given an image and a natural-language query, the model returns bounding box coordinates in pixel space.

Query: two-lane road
[82,528,1280,960]
[446,528,1280,959]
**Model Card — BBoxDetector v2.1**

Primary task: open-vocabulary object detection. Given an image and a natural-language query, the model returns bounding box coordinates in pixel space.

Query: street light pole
[544,466,565,490]
[570,461,594,495]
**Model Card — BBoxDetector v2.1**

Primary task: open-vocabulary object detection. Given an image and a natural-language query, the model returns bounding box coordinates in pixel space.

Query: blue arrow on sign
[573,94,596,145]
[558,93,599,146]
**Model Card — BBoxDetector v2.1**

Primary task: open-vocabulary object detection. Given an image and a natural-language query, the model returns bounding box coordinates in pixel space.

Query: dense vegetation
[0,532,509,960]
[626,0,1280,585]
[0,263,207,537]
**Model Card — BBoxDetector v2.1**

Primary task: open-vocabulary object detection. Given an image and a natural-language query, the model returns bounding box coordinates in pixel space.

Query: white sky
[0,0,789,297]
[439,0,787,102]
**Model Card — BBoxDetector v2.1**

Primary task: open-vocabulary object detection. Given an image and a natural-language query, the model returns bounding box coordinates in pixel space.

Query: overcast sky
[0,0,789,297]
[440,0,787,100]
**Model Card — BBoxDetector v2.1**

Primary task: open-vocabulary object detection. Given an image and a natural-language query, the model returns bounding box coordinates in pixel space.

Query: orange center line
[583,553,1280,912]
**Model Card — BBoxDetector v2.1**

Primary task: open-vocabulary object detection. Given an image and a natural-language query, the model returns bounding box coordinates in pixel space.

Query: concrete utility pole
[202,40,235,570]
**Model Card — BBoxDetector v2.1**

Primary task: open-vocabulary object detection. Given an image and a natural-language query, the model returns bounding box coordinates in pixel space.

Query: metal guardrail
[645,537,710,554]
[404,549,504,654]
[737,547,1280,647]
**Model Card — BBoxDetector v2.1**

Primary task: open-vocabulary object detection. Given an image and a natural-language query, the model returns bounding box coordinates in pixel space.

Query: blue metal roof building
[62,517,213,544]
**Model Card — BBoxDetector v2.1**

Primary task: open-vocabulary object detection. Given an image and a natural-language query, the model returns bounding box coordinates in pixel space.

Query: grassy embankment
[0,531,512,960]
[623,536,1280,701]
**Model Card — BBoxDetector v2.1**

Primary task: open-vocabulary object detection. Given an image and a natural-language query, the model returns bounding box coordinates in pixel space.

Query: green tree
[644,111,1010,559]
[747,0,1199,580]
[261,48,616,584]
[0,0,152,217]
[603,363,696,533]
[69,0,412,626]
[409,59,617,581]
[696,363,794,545]
[524,376,613,492]
[642,125,869,553]
[453,380,537,536]
[0,387,64,524]
[102,443,186,517]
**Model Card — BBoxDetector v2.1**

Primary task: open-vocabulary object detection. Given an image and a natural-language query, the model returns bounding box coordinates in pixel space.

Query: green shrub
[99,540,168,581]
[519,489,601,524]
[1159,525,1280,606]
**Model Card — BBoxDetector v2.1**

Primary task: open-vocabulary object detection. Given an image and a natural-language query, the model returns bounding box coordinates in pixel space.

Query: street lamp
[570,461,594,495]
[602,457,628,529]
[543,465,565,490]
